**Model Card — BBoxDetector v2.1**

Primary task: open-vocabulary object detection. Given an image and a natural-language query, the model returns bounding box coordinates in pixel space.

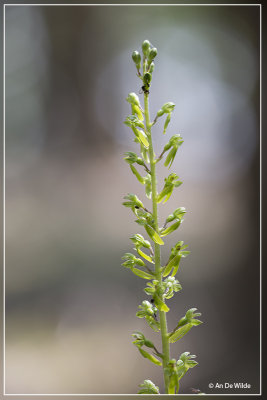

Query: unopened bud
[149,62,155,73]
[148,47,157,63]
[144,339,154,348]
[126,92,141,107]
[143,72,152,86]
[132,51,141,69]
[142,40,151,57]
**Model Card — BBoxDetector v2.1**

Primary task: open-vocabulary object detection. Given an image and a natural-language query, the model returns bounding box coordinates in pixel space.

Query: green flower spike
[122,40,202,395]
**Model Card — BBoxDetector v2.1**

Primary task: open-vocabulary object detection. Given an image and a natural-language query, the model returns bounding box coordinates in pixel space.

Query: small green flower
[122,193,144,210]
[157,102,175,117]
[138,380,160,395]
[157,173,182,203]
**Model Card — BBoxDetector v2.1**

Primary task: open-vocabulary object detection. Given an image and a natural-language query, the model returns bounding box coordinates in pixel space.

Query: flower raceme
[121,39,203,395]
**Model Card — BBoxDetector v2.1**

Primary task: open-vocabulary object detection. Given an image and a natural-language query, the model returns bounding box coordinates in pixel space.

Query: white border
[3,2,262,397]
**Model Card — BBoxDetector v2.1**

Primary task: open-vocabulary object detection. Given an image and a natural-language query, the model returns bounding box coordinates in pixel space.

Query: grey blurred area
[5,4,260,395]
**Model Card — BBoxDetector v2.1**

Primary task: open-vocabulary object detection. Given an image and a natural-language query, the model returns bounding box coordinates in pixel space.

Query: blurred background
[4,3,260,395]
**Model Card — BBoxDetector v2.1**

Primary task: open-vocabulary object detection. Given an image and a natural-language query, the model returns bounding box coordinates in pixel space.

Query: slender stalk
[143,92,170,393]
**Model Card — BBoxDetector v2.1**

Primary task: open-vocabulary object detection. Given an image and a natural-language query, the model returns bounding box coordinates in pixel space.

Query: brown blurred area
[4,4,260,395]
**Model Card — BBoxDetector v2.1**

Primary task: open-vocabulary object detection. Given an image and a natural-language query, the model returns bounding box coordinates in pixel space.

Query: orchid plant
[122,40,203,395]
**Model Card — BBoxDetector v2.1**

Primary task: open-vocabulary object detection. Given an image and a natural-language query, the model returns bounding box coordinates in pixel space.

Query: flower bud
[132,50,141,70]
[126,92,141,107]
[143,72,152,86]
[148,47,157,63]
[144,339,154,348]
[149,62,155,73]
[132,50,141,65]
[142,40,151,57]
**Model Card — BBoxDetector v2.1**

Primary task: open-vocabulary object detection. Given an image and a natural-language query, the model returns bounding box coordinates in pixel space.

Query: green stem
[143,92,170,394]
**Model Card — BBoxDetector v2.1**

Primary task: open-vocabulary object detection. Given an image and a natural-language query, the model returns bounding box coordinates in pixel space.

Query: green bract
[122,40,203,394]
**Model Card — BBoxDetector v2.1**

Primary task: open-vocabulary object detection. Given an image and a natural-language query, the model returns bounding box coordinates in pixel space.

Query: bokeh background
[4,3,260,395]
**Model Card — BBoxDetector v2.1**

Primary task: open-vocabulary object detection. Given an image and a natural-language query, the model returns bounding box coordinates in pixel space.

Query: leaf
[145,225,164,245]
[163,254,181,277]
[132,268,154,280]
[160,221,181,237]
[138,348,162,366]
[169,323,194,343]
